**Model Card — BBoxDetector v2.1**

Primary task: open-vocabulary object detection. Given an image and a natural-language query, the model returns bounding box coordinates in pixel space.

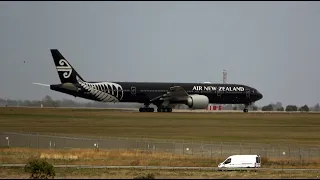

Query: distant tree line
[260,102,318,112]
[0,96,319,112]
[0,95,141,109]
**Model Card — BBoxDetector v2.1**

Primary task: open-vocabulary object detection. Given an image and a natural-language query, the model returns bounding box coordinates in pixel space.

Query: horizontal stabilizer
[32,82,50,87]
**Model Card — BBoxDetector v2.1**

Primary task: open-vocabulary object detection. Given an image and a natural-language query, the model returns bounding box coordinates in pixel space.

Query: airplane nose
[258,92,263,100]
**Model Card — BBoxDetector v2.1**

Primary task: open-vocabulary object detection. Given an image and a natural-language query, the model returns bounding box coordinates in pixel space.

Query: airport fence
[0,132,319,163]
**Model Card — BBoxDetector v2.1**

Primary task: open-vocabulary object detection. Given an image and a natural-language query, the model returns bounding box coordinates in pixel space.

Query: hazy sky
[0,1,319,106]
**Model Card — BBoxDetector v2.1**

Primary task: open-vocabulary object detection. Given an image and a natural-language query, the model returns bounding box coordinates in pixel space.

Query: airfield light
[5,137,9,147]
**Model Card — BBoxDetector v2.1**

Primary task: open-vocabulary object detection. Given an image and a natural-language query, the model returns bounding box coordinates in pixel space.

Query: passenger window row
[91,88,245,94]
[137,90,244,93]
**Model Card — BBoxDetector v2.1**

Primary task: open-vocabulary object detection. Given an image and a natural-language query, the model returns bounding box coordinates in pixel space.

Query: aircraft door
[216,89,222,97]
[131,86,136,96]
[246,88,251,98]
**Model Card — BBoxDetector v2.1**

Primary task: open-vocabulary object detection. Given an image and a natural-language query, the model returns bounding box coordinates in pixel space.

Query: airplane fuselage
[50,81,263,106]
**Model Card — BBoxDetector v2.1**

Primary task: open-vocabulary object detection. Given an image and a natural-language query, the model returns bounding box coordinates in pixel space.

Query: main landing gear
[139,103,173,113]
[139,103,154,112]
[139,107,154,112]
[157,107,172,112]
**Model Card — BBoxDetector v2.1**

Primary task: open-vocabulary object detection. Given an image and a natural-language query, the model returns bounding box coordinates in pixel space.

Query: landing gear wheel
[139,107,154,112]
[138,102,155,112]
[243,104,249,113]
[157,107,172,112]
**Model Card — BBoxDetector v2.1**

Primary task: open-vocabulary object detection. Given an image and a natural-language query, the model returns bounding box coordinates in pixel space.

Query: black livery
[37,49,263,113]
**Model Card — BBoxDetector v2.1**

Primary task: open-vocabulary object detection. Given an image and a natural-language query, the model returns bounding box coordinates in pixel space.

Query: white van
[218,155,261,168]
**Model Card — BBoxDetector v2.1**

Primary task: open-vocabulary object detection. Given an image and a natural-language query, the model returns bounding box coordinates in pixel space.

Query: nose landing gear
[243,104,249,113]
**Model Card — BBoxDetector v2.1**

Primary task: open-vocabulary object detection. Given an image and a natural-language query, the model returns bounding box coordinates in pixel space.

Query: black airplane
[34,49,263,113]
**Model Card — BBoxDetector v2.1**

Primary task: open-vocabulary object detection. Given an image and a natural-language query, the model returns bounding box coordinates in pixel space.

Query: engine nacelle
[186,94,209,109]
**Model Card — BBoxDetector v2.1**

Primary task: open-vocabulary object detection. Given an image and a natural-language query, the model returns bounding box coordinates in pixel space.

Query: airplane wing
[150,86,189,102]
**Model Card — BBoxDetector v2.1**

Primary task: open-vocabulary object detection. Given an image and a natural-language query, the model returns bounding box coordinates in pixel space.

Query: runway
[1,164,319,172]
[4,106,320,113]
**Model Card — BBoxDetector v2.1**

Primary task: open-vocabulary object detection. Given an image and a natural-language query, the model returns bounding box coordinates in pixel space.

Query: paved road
[1,164,319,171]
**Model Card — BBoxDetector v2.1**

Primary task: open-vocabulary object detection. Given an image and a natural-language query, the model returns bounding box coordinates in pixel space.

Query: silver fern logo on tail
[56,59,72,78]
[76,76,124,102]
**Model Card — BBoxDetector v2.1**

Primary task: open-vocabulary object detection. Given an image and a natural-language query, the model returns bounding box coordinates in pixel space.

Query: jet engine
[186,94,209,109]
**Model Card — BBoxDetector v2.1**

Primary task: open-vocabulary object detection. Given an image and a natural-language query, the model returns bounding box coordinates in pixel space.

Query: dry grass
[1,148,319,169]
[1,107,320,146]
[1,166,320,179]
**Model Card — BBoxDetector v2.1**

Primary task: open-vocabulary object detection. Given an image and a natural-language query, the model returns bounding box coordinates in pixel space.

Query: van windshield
[256,156,261,163]
[224,158,231,164]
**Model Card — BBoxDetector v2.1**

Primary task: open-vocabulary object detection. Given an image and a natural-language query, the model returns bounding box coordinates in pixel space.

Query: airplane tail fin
[50,49,84,84]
